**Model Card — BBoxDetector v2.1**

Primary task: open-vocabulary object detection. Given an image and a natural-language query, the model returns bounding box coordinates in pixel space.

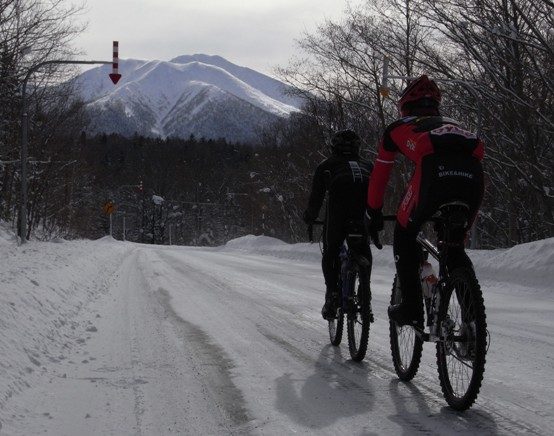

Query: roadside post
[20,41,121,243]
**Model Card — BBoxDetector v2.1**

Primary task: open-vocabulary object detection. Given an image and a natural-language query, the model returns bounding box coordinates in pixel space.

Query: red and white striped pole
[109,41,122,84]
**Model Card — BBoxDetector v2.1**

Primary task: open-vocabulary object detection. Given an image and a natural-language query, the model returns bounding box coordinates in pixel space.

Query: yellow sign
[103,201,114,214]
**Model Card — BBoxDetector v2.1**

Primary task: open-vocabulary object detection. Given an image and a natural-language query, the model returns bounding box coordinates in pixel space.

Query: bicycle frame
[308,219,373,361]
[415,233,444,342]
[385,206,469,343]
[382,205,487,410]
[340,239,371,314]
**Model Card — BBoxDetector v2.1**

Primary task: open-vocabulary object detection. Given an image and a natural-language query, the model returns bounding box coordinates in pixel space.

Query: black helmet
[330,129,360,155]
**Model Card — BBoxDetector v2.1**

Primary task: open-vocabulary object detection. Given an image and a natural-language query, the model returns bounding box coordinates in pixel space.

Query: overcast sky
[72,0,360,77]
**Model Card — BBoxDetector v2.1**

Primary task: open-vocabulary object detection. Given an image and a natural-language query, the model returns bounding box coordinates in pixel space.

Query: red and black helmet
[398,75,441,116]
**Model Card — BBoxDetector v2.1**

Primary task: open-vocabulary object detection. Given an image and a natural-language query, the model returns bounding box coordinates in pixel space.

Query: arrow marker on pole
[109,41,122,84]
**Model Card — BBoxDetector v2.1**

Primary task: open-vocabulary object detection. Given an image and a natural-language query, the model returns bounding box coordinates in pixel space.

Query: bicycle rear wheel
[389,275,424,380]
[346,261,371,362]
[436,267,487,410]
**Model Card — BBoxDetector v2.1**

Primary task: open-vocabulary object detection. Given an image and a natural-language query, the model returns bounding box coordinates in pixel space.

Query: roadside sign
[109,41,122,85]
[103,201,114,214]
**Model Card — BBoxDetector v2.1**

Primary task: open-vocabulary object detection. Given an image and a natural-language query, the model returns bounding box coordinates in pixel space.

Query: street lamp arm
[22,59,112,99]
[19,58,112,244]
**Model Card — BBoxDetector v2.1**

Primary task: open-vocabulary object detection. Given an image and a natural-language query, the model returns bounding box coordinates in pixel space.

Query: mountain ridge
[75,54,302,143]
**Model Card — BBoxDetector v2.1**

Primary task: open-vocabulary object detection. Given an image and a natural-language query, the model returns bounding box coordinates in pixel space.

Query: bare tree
[277,0,443,244]
[424,0,554,245]
[279,0,553,247]
[0,0,86,237]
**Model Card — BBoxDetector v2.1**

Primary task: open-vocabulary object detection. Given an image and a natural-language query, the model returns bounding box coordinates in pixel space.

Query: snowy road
[1,234,553,435]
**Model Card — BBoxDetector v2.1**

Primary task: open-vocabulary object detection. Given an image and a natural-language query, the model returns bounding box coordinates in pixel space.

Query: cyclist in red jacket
[365,75,485,326]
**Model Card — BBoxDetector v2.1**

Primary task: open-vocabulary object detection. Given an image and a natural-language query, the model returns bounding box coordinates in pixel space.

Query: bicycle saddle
[344,219,366,247]
[436,201,470,229]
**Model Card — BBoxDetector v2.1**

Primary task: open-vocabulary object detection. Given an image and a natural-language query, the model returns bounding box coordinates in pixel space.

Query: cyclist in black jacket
[303,130,373,319]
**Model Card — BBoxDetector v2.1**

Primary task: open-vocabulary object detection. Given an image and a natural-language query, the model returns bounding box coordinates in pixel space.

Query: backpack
[328,160,370,193]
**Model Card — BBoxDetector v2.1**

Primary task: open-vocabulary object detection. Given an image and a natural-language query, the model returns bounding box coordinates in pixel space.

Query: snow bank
[224,234,554,287]
[0,225,130,413]
[473,238,554,273]
[223,234,396,268]
[470,237,554,288]
[223,234,322,263]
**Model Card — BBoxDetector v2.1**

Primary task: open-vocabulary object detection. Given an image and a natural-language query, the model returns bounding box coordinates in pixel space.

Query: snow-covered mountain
[75,54,303,143]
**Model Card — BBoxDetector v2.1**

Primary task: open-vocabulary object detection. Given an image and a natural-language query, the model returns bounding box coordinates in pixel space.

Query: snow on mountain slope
[170,54,300,108]
[75,55,302,142]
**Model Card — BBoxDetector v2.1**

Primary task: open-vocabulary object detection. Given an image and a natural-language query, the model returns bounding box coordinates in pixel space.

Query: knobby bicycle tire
[346,260,371,362]
[389,275,424,380]
[328,314,344,345]
[436,267,487,411]
[328,281,344,346]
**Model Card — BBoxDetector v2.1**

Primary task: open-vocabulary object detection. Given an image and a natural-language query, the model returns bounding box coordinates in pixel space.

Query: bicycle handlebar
[383,214,453,226]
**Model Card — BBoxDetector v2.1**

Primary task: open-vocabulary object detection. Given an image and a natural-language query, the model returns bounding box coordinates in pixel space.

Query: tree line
[1,0,552,247]
[278,0,553,248]
[71,127,323,245]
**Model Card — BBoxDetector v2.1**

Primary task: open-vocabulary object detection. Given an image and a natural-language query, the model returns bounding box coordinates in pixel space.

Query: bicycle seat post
[429,286,441,340]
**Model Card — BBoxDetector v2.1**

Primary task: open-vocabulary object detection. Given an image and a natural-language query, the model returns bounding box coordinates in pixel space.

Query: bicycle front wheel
[346,261,372,362]
[328,298,344,346]
[436,267,487,411]
[389,275,424,380]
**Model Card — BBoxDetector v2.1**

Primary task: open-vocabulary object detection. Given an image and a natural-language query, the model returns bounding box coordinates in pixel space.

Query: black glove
[303,210,317,225]
[364,207,383,249]
[365,207,383,232]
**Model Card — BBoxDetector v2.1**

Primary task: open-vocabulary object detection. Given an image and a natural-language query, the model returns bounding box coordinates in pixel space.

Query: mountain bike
[380,201,488,410]
[308,220,373,362]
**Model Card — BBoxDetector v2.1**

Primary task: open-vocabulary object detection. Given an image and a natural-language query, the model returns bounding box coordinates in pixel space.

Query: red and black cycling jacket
[367,116,484,210]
